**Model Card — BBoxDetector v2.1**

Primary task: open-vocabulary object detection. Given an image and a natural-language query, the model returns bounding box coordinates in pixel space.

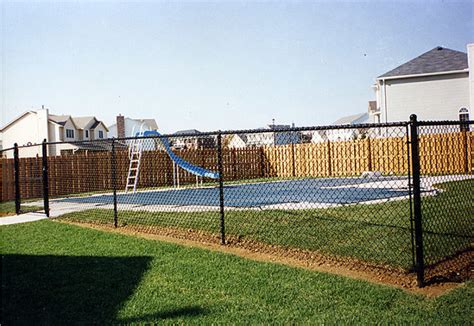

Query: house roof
[232,134,248,143]
[71,117,96,129]
[378,46,468,79]
[1,110,108,133]
[49,114,71,126]
[332,112,368,125]
[89,120,101,129]
[174,129,201,135]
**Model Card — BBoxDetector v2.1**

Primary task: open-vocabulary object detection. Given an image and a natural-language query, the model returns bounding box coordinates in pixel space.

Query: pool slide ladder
[125,128,219,193]
[125,138,143,193]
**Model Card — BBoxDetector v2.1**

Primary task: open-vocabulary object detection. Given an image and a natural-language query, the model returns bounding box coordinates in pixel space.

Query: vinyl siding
[381,73,470,122]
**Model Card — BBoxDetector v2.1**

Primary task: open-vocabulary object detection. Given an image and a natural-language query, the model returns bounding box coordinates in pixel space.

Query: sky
[0,1,472,133]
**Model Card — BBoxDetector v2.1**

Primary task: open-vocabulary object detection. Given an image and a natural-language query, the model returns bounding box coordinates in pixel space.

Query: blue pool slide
[140,130,219,179]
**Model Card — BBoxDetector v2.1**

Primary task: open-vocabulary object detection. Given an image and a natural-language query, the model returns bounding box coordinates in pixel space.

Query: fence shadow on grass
[1,254,156,324]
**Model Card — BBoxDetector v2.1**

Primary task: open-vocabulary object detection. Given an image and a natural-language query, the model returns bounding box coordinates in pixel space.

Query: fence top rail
[416,120,473,126]
[1,119,472,154]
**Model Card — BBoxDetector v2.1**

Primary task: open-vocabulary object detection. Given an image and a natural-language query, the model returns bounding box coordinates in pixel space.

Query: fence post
[13,143,20,215]
[42,139,50,217]
[260,147,266,177]
[462,130,469,173]
[327,141,332,176]
[291,140,296,177]
[217,132,226,244]
[367,137,373,172]
[111,139,118,228]
[409,114,425,287]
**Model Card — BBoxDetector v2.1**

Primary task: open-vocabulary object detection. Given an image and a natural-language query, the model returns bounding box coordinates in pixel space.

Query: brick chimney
[117,114,125,138]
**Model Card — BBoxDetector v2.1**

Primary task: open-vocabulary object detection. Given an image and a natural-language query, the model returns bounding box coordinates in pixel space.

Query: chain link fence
[1,115,472,287]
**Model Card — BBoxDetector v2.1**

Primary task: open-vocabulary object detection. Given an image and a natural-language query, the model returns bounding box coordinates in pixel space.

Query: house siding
[109,118,156,138]
[1,111,47,158]
[380,73,470,123]
[93,125,108,140]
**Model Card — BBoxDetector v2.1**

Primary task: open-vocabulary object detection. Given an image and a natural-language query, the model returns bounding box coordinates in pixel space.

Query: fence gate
[14,142,48,216]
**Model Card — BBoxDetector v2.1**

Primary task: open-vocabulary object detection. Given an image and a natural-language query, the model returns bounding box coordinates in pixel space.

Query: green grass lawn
[0,200,43,217]
[1,220,472,324]
[59,179,473,270]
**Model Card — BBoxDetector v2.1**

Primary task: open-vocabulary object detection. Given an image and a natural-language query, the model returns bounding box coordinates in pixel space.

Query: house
[0,107,108,158]
[311,112,370,143]
[227,124,301,148]
[108,115,158,138]
[171,129,216,150]
[371,44,473,126]
[226,134,248,149]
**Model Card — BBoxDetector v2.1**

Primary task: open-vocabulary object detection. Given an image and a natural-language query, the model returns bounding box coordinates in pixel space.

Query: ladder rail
[125,138,144,193]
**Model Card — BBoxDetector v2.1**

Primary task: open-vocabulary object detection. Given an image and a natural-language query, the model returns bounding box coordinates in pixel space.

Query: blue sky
[1,1,472,133]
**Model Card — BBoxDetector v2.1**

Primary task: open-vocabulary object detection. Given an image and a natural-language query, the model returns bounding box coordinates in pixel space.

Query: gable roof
[268,124,291,130]
[174,129,201,135]
[48,114,81,129]
[232,134,248,143]
[49,114,71,126]
[90,120,109,131]
[378,46,468,79]
[71,116,96,129]
[332,112,368,125]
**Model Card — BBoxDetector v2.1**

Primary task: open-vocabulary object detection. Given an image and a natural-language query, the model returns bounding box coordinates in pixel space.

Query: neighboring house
[312,113,369,143]
[226,134,248,149]
[171,129,216,150]
[0,107,109,158]
[226,124,301,148]
[108,115,158,138]
[371,44,473,127]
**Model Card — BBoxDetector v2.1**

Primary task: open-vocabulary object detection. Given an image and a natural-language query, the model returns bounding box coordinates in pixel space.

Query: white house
[242,125,301,147]
[226,134,248,149]
[108,115,158,138]
[371,44,473,125]
[0,107,109,158]
[312,112,370,143]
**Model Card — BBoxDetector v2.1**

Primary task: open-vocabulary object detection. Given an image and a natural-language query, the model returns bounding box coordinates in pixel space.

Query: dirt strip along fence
[1,131,473,201]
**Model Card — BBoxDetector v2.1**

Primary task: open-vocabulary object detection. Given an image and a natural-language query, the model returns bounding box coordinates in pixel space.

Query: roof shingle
[378,46,468,79]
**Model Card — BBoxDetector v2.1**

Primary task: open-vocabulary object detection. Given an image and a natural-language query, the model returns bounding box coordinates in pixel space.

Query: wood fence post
[367,137,372,171]
[327,141,332,177]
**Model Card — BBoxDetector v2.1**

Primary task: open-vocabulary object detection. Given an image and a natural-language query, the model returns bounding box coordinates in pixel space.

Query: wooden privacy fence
[1,131,473,201]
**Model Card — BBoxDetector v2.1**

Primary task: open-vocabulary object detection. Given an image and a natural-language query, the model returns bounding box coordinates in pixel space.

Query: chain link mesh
[1,120,472,286]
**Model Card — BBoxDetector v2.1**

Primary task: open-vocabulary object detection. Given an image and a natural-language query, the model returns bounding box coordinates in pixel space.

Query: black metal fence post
[13,143,20,215]
[217,132,226,244]
[409,114,425,287]
[111,139,118,228]
[42,139,50,217]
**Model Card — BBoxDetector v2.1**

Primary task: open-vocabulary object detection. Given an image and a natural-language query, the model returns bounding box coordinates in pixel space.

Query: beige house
[371,44,473,125]
[0,107,108,158]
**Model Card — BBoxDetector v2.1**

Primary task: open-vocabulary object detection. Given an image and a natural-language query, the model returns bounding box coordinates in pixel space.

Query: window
[98,130,104,139]
[66,129,74,138]
[85,130,89,138]
[459,108,470,132]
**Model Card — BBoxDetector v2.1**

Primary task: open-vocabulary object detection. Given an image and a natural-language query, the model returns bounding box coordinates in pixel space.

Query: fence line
[1,131,473,201]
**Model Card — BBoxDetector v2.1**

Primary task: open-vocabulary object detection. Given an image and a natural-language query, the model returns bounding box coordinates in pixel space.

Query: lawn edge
[53,219,467,298]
